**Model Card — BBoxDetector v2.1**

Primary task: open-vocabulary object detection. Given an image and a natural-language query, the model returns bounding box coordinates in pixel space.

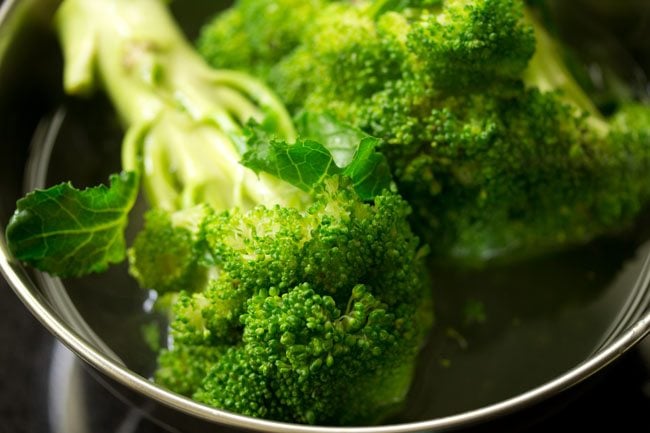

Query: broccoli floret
[156,337,226,397]
[291,4,407,112]
[128,205,212,294]
[400,85,650,260]
[199,0,650,263]
[202,179,425,308]
[195,283,424,424]
[159,180,432,424]
[408,0,536,91]
[269,4,413,120]
[197,0,330,78]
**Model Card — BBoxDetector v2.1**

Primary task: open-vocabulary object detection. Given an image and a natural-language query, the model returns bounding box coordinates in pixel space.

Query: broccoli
[199,0,650,263]
[127,206,212,294]
[197,0,332,80]
[6,0,433,426]
[151,180,431,424]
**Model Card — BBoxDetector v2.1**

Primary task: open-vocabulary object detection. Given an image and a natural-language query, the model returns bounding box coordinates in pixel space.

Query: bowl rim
[1,0,650,431]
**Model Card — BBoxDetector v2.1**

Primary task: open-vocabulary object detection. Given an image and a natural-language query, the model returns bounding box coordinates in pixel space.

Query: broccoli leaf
[342,137,394,199]
[242,124,338,191]
[5,171,139,278]
[242,114,392,200]
[294,111,368,167]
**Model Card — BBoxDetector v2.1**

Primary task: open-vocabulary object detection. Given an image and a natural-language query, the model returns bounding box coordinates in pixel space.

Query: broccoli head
[398,85,650,260]
[408,0,536,91]
[128,205,212,294]
[194,283,424,425]
[198,0,650,263]
[153,179,432,424]
[197,0,331,78]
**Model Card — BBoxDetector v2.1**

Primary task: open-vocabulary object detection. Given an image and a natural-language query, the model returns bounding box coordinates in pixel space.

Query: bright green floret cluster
[197,0,332,80]
[199,0,650,263]
[128,206,212,294]
[135,179,431,424]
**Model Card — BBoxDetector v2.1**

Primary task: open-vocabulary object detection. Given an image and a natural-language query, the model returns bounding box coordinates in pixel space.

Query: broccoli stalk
[57,0,299,212]
[521,9,608,133]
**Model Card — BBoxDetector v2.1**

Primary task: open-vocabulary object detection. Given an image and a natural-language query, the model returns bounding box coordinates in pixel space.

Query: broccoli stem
[522,9,609,134]
[56,0,300,212]
[367,0,409,18]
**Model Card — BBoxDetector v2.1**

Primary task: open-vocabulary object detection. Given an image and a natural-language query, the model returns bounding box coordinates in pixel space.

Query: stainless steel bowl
[1,0,650,432]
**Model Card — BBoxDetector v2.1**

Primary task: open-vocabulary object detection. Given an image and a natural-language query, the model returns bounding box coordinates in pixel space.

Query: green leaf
[342,137,393,200]
[5,171,139,278]
[242,114,393,200]
[294,111,367,167]
[242,134,338,192]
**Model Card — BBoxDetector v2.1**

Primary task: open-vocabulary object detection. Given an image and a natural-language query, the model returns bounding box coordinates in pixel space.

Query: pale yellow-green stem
[55,0,301,212]
[522,9,609,135]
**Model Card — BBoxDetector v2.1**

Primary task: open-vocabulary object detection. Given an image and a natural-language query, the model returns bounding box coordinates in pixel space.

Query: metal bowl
[1,0,650,432]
